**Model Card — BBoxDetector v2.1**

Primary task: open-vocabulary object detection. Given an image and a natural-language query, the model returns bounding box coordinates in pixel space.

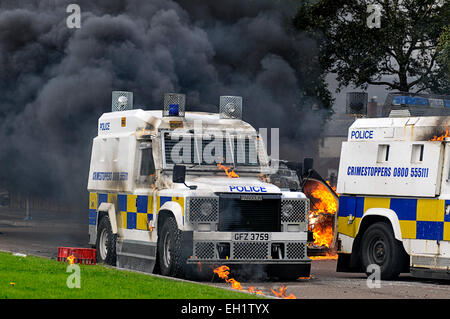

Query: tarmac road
[222,259,450,299]
[0,207,89,258]
[1,207,450,299]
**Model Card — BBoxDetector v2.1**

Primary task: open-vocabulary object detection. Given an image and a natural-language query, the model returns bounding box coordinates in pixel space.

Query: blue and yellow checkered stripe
[338,196,450,241]
[89,192,185,230]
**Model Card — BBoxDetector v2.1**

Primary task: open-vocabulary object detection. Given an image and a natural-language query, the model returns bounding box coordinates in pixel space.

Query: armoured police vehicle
[87,91,311,279]
[336,93,450,280]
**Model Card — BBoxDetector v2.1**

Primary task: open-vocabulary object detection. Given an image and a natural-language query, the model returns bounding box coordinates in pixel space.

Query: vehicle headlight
[281,203,294,219]
[200,201,213,217]
[281,199,308,223]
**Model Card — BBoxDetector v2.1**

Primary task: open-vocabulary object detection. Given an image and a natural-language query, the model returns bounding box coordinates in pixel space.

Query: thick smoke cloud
[0,0,326,207]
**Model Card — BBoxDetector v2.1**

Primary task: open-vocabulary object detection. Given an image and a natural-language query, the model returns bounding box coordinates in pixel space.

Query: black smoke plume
[0,0,328,208]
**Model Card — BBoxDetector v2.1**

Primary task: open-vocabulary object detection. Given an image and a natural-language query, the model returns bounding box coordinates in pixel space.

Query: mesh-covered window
[140,145,155,176]
[163,132,259,166]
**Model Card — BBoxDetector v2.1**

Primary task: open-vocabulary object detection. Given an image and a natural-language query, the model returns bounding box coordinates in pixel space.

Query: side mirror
[173,165,186,183]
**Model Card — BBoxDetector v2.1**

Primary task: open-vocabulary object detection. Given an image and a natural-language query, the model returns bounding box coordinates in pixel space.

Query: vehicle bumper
[187,231,310,265]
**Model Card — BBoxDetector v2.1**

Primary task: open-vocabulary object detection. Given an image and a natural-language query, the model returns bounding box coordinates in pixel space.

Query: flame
[304,180,339,249]
[217,163,239,178]
[309,254,338,260]
[248,286,264,295]
[431,129,450,141]
[310,213,335,247]
[228,278,243,290]
[67,255,76,265]
[213,266,242,290]
[325,180,337,192]
[214,265,230,280]
[213,265,296,298]
[310,181,337,214]
[271,285,296,299]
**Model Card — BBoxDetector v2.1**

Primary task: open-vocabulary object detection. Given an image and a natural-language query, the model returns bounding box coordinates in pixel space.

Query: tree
[438,25,450,74]
[433,25,450,93]
[293,0,450,93]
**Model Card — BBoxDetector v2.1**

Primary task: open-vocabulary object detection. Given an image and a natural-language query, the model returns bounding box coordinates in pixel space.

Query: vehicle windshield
[162,131,267,171]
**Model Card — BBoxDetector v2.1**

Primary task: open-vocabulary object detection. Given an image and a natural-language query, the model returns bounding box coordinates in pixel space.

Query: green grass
[0,252,262,299]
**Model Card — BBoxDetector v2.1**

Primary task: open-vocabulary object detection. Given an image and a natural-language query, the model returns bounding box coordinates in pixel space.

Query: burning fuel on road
[213,265,296,299]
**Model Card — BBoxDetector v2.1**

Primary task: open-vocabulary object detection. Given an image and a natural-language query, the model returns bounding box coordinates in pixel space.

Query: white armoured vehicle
[87,91,311,279]
[336,111,450,280]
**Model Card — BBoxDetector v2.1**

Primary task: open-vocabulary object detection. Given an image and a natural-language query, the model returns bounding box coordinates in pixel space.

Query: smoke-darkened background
[0,0,329,209]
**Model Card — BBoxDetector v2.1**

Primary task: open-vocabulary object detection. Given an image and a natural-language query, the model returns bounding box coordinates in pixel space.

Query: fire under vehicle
[270,159,339,256]
[87,91,311,280]
[336,109,450,280]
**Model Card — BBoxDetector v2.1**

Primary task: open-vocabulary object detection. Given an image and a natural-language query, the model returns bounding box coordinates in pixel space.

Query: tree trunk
[398,65,409,92]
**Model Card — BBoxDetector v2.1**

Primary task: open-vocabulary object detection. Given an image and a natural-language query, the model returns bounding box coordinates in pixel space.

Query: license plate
[232,232,271,241]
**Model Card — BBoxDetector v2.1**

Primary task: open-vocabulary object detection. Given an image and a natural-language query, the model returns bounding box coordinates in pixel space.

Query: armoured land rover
[88,91,311,279]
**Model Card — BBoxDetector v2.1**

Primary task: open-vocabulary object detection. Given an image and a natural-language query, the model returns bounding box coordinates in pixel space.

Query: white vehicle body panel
[336,115,450,276]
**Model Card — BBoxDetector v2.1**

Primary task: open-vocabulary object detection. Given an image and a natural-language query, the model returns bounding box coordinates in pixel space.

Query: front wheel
[157,215,186,278]
[360,222,403,280]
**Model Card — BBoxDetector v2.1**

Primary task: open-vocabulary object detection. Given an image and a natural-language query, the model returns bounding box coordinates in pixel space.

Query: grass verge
[0,252,262,299]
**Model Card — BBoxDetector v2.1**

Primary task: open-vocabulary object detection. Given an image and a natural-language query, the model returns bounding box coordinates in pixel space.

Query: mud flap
[181,231,193,258]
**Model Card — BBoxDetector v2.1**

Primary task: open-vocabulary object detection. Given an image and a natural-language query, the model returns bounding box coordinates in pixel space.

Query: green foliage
[438,25,450,73]
[294,0,450,93]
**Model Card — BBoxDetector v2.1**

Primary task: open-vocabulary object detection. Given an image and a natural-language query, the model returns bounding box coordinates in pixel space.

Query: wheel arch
[357,208,402,241]
[97,202,118,234]
[157,201,184,231]
[90,203,117,246]
[156,209,176,235]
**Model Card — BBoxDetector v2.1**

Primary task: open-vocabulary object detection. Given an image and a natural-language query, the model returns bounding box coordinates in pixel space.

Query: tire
[360,222,403,280]
[96,215,117,266]
[157,215,186,278]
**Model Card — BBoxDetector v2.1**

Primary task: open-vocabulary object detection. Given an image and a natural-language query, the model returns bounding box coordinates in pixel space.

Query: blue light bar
[392,95,428,106]
[168,103,179,116]
[445,100,450,108]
